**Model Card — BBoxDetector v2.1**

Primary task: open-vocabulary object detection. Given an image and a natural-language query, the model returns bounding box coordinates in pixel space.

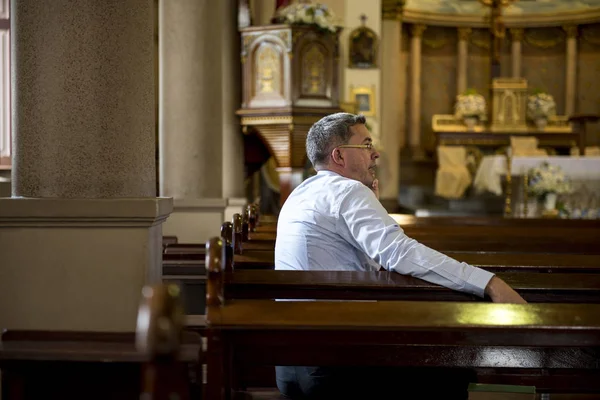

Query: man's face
[337,124,380,187]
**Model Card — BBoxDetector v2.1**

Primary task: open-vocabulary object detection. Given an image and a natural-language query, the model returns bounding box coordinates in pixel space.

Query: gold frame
[350,85,376,117]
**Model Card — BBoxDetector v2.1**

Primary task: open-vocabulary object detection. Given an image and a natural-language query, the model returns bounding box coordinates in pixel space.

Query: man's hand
[371,179,380,200]
[485,276,527,304]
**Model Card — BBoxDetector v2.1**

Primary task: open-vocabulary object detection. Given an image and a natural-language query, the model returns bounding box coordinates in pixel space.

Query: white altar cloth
[474,156,600,195]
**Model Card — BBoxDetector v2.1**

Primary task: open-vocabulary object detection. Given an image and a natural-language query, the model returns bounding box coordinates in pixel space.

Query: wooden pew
[225,270,600,304]
[0,284,202,400]
[200,238,600,398]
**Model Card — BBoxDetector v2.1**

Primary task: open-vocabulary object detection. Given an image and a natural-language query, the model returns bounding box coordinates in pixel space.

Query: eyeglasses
[337,143,375,151]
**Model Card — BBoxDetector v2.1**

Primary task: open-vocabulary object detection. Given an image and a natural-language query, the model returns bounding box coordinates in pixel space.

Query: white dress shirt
[275,170,494,297]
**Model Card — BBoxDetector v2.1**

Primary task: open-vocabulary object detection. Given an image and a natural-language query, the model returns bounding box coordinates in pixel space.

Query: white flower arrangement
[454,90,487,120]
[528,162,573,198]
[277,2,339,32]
[527,92,556,120]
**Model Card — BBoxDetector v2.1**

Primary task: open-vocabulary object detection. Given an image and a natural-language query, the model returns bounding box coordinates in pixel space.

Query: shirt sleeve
[337,183,494,298]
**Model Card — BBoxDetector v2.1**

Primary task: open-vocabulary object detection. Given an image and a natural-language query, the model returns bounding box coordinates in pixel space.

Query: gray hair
[306,113,366,168]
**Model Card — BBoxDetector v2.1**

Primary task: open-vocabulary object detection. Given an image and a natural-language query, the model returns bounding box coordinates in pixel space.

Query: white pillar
[563,25,578,116]
[380,15,403,201]
[456,27,471,95]
[410,24,426,159]
[221,0,245,200]
[159,0,245,242]
[510,28,523,78]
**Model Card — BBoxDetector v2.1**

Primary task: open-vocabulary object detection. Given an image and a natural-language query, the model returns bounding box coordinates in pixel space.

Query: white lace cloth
[474,156,600,195]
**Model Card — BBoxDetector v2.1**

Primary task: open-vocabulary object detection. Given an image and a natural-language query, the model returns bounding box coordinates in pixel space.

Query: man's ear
[331,147,344,166]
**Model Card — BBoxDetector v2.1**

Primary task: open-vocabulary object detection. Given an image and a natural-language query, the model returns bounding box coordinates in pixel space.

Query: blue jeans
[275,366,473,399]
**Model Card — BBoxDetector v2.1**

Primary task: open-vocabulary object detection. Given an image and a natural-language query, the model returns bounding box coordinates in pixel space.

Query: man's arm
[338,183,526,303]
[485,276,527,304]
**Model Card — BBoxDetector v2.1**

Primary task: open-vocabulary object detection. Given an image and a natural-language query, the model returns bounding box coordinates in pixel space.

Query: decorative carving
[457,27,472,41]
[525,28,565,48]
[348,15,378,69]
[492,78,527,129]
[301,44,326,95]
[470,29,490,50]
[256,44,281,94]
[582,24,600,46]
[423,27,449,49]
[411,24,427,38]
[563,24,579,39]
[510,28,524,42]
[278,30,292,49]
[382,0,406,21]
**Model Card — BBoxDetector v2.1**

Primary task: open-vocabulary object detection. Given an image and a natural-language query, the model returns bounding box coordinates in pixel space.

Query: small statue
[348,14,378,69]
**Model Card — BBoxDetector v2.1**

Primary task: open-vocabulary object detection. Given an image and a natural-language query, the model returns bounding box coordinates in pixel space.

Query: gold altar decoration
[238,24,342,205]
[422,26,450,49]
[491,78,527,129]
[469,29,491,50]
[524,27,565,49]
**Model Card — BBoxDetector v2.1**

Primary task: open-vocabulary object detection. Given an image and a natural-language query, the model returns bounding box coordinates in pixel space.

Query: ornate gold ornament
[524,28,565,49]
[470,29,491,50]
[422,27,449,49]
[302,44,326,95]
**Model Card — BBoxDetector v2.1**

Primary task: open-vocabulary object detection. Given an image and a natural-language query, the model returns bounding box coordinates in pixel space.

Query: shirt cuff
[465,267,495,298]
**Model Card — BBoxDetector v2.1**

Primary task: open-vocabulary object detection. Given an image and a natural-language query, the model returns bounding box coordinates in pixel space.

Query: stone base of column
[161,197,246,243]
[0,197,172,332]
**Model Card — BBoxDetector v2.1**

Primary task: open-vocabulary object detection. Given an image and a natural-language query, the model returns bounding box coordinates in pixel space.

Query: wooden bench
[0,284,202,400]
[200,238,600,398]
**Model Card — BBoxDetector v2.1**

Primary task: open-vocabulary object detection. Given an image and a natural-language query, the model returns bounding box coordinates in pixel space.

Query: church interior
[1,0,600,399]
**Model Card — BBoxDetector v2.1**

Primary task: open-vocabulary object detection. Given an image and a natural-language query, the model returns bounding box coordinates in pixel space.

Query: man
[274,113,526,399]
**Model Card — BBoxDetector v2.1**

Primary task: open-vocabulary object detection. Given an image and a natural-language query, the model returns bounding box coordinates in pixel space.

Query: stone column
[221,0,246,216]
[456,27,471,96]
[0,0,171,331]
[160,0,245,242]
[380,12,403,204]
[510,28,523,78]
[409,24,426,159]
[563,25,578,116]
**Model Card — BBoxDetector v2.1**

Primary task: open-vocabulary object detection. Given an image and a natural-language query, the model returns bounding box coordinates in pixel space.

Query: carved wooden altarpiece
[237,24,342,204]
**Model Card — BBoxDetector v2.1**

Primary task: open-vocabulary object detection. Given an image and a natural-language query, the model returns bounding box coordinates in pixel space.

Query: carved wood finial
[232,213,243,255]
[242,207,250,241]
[205,237,224,308]
[247,205,258,232]
[220,222,234,273]
[136,283,184,359]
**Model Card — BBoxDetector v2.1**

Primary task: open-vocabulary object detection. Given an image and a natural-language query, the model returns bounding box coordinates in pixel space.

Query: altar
[473,156,600,219]
[432,78,580,154]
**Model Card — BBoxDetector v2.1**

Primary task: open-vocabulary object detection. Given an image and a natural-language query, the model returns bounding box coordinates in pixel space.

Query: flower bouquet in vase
[528,162,572,217]
[527,90,556,130]
[455,89,487,130]
[274,1,340,33]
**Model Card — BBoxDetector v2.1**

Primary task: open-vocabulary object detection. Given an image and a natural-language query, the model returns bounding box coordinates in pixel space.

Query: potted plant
[274,1,340,33]
[528,162,572,215]
[454,89,487,130]
[527,89,556,130]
